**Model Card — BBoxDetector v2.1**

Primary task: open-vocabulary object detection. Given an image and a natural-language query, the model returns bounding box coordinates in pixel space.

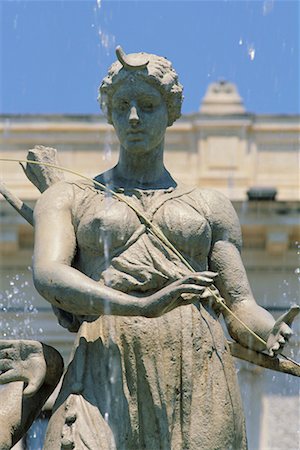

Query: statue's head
[99,46,183,127]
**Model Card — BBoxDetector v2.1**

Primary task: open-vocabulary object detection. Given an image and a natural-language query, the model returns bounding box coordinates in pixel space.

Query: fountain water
[0,273,42,340]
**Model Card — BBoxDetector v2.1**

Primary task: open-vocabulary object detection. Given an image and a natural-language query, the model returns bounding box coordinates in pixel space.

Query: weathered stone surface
[22,145,65,193]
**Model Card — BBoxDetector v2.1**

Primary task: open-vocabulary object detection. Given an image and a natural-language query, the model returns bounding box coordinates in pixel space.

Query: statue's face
[111,78,168,154]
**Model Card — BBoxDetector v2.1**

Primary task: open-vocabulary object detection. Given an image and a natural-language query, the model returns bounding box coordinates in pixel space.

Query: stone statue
[0,47,299,450]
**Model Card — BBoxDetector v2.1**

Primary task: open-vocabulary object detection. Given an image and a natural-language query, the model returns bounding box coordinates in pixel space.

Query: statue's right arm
[33,182,215,318]
[33,182,146,317]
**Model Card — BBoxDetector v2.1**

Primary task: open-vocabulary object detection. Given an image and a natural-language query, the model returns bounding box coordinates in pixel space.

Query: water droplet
[9,281,14,286]
[248,45,256,61]
[104,412,109,422]
[295,268,300,274]
[263,0,274,16]
[97,29,116,54]
[239,38,243,46]
[96,0,101,8]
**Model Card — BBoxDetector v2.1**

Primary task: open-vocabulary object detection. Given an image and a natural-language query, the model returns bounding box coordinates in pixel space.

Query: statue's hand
[266,305,300,356]
[0,340,47,397]
[143,271,218,318]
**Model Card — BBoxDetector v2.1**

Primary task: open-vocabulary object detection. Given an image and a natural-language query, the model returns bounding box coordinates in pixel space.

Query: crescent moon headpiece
[115,45,149,71]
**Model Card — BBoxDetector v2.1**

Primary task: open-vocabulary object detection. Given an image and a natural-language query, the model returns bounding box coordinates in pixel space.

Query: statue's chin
[124,142,150,154]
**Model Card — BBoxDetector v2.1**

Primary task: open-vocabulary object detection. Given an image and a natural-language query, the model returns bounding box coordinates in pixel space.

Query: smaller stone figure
[0,340,63,449]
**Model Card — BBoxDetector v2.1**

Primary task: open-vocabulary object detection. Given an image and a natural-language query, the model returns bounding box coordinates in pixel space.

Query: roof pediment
[200,80,245,115]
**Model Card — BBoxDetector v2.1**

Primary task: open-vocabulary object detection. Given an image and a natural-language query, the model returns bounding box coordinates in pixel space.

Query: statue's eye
[117,101,129,112]
[142,102,154,111]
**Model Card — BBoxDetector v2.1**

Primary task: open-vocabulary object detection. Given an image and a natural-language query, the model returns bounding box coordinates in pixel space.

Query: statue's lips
[127,130,145,141]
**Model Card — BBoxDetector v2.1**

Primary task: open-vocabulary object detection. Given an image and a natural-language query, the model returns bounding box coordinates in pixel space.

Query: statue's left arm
[204,190,294,354]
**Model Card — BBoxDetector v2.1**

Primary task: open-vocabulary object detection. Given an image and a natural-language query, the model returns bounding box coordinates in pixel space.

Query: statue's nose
[129,106,139,125]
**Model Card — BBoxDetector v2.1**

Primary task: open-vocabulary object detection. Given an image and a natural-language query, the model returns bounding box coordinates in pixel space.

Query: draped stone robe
[44,181,247,450]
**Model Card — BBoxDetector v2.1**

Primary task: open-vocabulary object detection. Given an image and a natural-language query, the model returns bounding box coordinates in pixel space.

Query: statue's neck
[110,144,176,190]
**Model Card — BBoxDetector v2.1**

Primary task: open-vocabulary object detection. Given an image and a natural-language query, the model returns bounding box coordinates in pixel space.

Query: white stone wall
[1,111,299,449]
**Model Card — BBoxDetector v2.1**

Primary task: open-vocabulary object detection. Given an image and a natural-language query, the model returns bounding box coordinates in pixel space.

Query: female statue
[0,47,295,450]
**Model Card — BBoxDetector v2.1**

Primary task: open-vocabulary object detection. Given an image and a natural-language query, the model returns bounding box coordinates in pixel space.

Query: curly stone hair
[98,50,183,127]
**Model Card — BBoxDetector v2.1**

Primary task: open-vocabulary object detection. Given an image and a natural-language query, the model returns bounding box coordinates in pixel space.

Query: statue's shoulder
[191,187,224,201]
[43,178,106,196]
[188,187,234,213]
[36,180,74,203]
[179,185,233,217]
[191,188,242,246]
[35,178,104,210]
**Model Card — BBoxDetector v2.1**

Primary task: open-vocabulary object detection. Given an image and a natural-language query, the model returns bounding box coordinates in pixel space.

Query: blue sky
[1,0,299,115]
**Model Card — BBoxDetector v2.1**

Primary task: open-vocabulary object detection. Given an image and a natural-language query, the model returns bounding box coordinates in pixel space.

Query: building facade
[0,82,299,449]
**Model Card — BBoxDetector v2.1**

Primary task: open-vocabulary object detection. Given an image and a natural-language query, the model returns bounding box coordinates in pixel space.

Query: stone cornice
[1,113,299,134]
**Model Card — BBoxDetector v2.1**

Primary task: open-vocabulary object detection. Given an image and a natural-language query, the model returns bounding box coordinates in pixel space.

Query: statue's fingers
[182,275,213,286]
[0,348,15,359]
[180,284,206,293]
[200,288,217,299]
[279,323,293,340]
[0,341,16,350]
[268,341,280,357]
[266,334,278,355]
[193,275,215,285]
[208,286,219,296]
[0,359,14,371]
[277,336,286,345]
[23,375,44,397]
[0,368,23,384]
[198,271,218,278]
